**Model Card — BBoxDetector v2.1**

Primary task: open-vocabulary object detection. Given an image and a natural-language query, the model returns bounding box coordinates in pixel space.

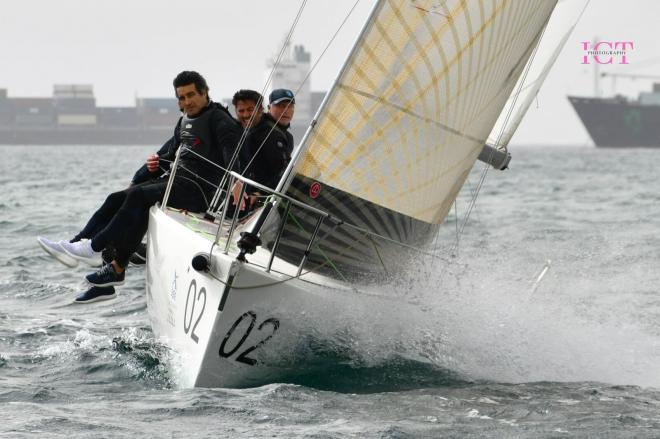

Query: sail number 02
[219,311,279,366]
[183,279,206,343]
[182,279,279,365]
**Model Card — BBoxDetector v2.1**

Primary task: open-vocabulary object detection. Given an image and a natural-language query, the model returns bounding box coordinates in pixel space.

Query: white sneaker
[60,239,102,267]
[37,236,78,268]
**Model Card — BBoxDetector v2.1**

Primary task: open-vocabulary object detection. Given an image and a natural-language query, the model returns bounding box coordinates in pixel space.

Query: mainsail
[270,0,559,279]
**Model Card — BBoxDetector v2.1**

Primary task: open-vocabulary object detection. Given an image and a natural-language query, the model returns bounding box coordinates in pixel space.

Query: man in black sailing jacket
[37,71,242,303]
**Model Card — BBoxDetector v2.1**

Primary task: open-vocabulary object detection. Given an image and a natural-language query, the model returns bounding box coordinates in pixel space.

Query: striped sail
[271,0,558,279]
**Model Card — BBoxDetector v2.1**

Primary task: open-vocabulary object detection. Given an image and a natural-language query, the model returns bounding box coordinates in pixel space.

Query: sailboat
[145,0,580,388]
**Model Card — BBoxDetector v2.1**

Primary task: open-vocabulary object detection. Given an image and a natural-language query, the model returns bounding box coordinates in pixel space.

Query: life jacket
[174,102,239,191]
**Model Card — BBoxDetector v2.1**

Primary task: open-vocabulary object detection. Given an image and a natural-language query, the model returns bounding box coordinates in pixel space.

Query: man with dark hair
[37,71,242,303]
[232,89,264,129]
[229,89,265,210]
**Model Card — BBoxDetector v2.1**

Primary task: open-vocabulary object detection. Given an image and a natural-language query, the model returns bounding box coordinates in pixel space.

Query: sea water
[1,145,659,438]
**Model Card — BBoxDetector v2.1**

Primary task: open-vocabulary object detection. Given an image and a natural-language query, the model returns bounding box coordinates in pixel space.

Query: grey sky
[1,0,659,145]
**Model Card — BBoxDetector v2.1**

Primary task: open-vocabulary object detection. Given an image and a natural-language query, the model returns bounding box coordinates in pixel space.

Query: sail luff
[498,26,570,147]
[487,0,590,148]
[470,12,541,140]
[460,1,544,134]
[497,24,579,147]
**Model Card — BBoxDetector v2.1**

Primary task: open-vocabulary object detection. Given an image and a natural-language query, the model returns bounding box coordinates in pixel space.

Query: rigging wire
[174,145,449,263]
[450,0,591,255]
[240,0,362,177]
[219,0,309,195]
[448,17,549,256]
[453,200,459,258]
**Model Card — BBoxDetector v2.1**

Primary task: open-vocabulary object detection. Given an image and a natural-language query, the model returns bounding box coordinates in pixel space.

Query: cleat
[86,263,125,287]
[60,239,102,267]
[73,286,116,304]
[37,236,78,268]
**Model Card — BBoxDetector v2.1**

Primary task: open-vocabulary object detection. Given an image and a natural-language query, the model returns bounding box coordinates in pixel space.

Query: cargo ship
[0,45,325,146]
[0,85,180,145]
[568,82,660,148]
[0,83,319,146]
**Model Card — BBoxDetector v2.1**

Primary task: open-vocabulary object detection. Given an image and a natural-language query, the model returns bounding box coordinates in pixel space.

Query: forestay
[272,0,558,279]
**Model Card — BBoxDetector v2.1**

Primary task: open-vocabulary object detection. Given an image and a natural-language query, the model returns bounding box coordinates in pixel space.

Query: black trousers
[74,177,207,267]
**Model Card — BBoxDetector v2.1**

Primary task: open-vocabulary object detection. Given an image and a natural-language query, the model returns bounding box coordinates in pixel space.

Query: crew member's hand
[248,192,260,208]
[146,154,160,172]
[231,181,248,210]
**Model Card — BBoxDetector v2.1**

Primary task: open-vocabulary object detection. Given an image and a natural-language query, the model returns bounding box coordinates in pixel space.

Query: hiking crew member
[37,71,242,302]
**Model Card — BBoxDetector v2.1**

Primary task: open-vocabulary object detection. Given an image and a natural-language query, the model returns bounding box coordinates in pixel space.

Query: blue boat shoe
[74,286,116,304]
[86,263,125,287]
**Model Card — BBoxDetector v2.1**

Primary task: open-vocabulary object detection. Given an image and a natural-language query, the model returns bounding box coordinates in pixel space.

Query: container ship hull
[0,127,174,145]
[568,96,660,148]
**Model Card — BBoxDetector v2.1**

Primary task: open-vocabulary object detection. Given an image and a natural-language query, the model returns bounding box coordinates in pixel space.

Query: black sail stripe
[288,177,394,243]
[279,188,378,259]
[273,175,437,279]
[268,200,377,264]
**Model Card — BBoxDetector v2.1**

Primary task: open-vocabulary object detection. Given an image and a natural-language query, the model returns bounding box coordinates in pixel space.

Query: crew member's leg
[37,189,128,267]
[113,212,150,269]
[71,190,127,242]
[59,180,167,267]
[79,177,207,287]
[90,180,168,253]
[112,178,208,269]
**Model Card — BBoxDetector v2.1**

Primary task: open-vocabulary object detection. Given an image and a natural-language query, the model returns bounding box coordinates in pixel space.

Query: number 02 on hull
[145,206,347,388]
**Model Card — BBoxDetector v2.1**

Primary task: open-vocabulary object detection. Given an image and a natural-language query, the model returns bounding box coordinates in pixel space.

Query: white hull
[146,206,358,388]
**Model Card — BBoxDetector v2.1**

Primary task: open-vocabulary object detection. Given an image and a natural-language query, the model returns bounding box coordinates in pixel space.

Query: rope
[367,235,388,275]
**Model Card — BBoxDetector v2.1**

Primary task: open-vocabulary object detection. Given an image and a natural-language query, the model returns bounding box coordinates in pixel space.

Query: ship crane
[600,72,660,95]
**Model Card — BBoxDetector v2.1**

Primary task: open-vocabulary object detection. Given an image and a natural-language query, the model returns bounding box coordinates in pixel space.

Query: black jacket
[159,102,241,195]
[243,113,294,190]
